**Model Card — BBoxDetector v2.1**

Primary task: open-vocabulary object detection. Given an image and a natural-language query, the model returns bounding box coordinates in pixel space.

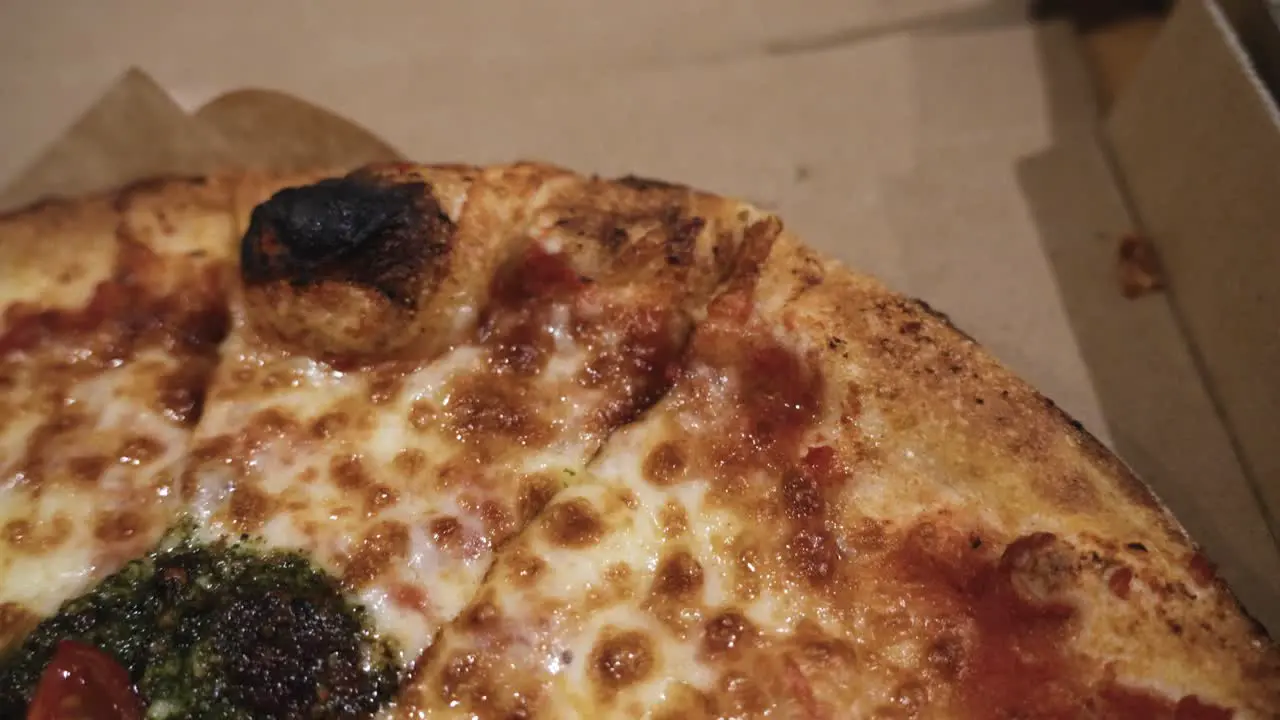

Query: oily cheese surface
[396,232,1280,719]
[0,177,237,648]
[181,162,770,667]
[0,163,1275,720]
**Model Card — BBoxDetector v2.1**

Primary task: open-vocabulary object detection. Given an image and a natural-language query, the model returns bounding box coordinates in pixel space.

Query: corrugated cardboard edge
[1104,0,1280,551]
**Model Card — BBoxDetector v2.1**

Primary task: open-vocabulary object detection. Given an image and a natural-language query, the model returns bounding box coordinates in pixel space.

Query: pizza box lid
[0,0,1276,634]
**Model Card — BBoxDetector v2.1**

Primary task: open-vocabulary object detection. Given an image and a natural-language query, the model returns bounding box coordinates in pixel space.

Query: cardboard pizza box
[0,0,1277,634]
[1105,0,1280,576]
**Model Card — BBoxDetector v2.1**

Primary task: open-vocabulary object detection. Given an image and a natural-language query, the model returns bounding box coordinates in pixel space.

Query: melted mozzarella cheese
[0,347,193,625]
[185,292,648,668]
[395,300,1277,720]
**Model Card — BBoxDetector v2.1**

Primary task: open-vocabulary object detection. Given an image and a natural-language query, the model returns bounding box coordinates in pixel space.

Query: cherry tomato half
[26,640,143,720]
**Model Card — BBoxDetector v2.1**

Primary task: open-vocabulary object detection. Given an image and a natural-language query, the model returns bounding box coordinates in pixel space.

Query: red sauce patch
[27,639,144,720]
[1188,551,1217,587]
[886,524,1081,716]
[0,259,228,360]
[578,304,684,427]
[479,243,585,376]
[1097,684,1235,719]
[740,344,822,457]
[1108,567,1134,600]
[490,243,584,309]
[1175,695,1235,720]
[690,314,824,491]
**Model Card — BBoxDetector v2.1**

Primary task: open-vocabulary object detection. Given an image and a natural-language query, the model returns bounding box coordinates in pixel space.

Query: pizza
[0,161,1275,719]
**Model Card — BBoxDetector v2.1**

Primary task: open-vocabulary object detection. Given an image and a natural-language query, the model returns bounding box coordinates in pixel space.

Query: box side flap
[1106,0,1280,541]
[1216,0,1280,99]
[1020,138,1280,634]
[193,89,404,171]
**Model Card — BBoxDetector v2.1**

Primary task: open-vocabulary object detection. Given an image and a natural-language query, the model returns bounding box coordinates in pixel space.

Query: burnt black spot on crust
[241,174,453,307]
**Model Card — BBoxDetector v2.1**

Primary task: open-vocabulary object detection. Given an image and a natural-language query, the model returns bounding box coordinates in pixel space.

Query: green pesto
[0,522,402,719]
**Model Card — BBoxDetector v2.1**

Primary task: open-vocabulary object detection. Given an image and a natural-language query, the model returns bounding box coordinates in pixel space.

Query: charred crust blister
[241,174,453,307]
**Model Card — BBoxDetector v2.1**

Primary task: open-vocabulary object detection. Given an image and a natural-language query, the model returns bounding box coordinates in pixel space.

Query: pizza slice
[179,162,771,671]
[399,232,1280,718]
[0,177,237,649]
